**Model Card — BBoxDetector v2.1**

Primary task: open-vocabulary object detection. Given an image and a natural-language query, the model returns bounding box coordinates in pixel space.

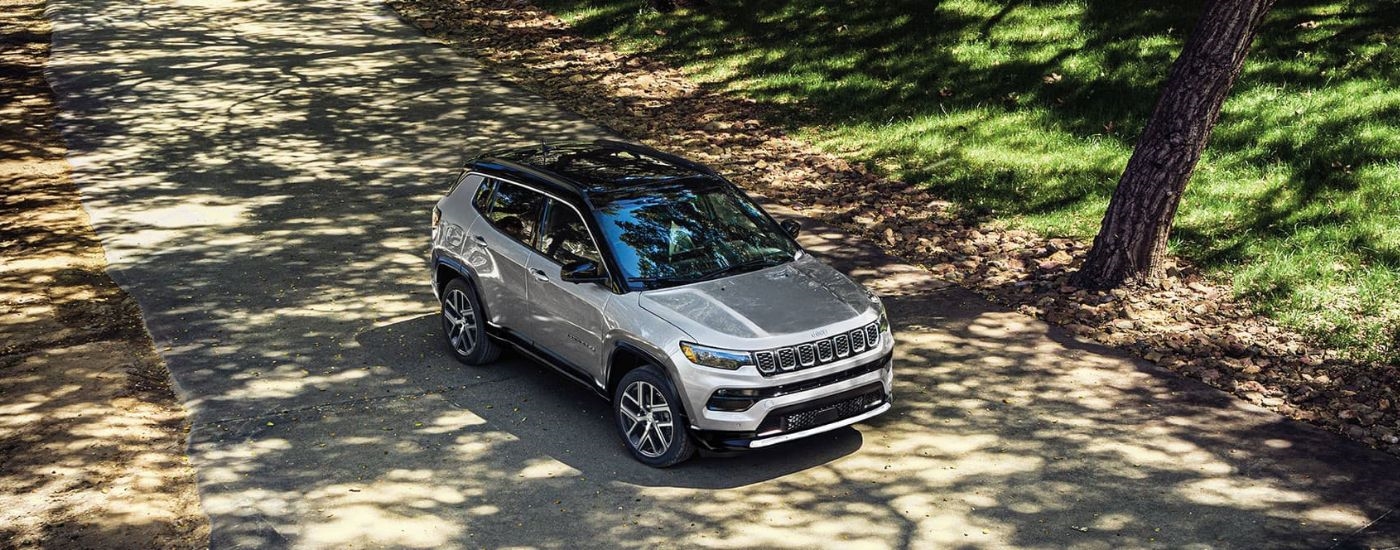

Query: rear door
[522,199,613,378]
[471,179,545,329]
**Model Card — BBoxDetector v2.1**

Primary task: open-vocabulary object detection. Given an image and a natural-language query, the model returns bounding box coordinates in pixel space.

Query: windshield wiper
[628,255,789,289]
[626,275,702,289]
[694,255,787,282]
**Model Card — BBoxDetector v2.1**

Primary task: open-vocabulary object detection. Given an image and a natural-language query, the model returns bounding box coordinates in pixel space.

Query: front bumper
[691,379,892,451]
[671,327,894,419]
[675,346,894,451]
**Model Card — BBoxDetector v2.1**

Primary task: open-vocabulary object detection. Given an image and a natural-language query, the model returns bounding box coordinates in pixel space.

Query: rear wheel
[614,365,695,467]
[440,278,500,365]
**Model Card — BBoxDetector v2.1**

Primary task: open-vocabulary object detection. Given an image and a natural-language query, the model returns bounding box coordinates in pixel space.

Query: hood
[638,254,876,346]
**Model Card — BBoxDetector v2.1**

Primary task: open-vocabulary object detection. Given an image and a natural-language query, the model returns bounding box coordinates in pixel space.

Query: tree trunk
[1071,0,1276,289]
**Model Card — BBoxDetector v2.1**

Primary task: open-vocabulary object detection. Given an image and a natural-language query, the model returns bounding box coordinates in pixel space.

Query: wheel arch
[434,255,491,323]
[607,341,694,422]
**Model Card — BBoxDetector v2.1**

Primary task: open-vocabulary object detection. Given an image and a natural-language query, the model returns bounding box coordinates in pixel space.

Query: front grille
[755,352,776,373]
[775,385,885,433]
[776,348,797,372]
[727,353,890,403]
[754,322,882,376]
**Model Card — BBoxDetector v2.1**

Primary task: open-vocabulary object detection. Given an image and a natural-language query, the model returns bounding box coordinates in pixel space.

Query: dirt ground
[0,0,209,547]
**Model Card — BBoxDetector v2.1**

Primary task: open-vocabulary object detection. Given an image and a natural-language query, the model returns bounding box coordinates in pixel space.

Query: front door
[523,200,612,379]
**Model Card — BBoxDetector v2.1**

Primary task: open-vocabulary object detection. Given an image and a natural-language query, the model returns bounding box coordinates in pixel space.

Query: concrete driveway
[45,0,1400,547]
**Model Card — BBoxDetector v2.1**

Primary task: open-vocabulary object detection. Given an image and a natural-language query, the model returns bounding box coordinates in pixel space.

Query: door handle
[471,235,488,247]
[529,268,549,282]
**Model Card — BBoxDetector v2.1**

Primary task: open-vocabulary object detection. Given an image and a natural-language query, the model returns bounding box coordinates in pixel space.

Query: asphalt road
[45,0,1400,547]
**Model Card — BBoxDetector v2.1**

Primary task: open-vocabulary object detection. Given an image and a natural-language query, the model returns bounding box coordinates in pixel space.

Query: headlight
[680,342,752,370]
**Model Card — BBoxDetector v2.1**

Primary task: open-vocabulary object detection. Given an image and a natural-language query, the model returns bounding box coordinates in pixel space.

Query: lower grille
[760,384,886,436]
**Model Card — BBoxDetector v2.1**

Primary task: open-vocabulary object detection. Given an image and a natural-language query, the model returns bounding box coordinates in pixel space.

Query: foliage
[535,0,1400,363]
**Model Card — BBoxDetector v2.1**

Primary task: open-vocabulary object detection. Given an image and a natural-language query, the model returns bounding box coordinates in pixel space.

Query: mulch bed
[1,0,209,546]
[385,0,1400,457]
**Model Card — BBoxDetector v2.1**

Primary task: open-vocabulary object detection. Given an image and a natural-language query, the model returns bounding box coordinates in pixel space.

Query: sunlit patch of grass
[540,0,1400,363]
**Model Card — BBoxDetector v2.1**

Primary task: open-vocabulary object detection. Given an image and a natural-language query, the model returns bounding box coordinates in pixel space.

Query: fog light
[707,388,763,412]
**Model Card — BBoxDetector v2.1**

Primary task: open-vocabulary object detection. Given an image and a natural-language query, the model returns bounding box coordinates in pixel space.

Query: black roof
[471,140,719,198]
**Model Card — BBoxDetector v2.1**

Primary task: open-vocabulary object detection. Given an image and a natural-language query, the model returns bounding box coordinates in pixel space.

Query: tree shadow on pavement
[38,0,1400,547]
[791,209,1400,549]
[352,313,866,490]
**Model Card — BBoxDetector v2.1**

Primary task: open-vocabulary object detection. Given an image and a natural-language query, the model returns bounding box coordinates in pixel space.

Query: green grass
[535,0,1400,363]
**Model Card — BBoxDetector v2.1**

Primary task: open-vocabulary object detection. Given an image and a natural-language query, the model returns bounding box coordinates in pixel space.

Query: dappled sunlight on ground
[2,0,209,543]
[47,0,602,420]
[39,0,1400,546]
[0,341,206,546]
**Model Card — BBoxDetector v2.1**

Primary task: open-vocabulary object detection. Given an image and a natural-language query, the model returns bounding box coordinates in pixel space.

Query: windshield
[592,182,799,289]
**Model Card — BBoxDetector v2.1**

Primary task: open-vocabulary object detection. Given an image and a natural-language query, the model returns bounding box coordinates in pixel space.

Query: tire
[440,277,501,365]
[613,365,695,467]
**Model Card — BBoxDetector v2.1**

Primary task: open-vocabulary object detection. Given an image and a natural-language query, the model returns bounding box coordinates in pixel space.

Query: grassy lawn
[534,0,1400,363]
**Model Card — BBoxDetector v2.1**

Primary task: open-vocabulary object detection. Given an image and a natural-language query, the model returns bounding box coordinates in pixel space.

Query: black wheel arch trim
[608,341,696,424]
[434,253,491,325]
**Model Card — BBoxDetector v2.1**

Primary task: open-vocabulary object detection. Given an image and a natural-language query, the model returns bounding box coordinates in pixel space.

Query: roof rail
[594,139,718,176]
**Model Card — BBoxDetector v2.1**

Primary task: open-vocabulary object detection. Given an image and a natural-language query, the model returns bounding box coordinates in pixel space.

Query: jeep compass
[429,139,893,467]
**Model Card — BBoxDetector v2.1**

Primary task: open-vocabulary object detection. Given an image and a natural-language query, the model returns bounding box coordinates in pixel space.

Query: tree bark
[1071,0,1276,289]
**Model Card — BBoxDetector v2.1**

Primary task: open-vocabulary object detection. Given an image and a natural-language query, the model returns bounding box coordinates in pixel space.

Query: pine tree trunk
[1072,0,1276,289]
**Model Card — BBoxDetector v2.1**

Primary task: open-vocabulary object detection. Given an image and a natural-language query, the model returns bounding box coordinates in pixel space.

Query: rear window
[472,176,496,211]
[485,181,545,246]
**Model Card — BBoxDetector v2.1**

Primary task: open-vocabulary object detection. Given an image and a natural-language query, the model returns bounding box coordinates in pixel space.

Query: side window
[486,181,544,245]
[472,176,496,211]
[537,200,603,266]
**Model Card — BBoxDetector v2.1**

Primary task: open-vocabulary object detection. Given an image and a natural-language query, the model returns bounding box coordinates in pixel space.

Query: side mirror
[560,260,608,284]
[780,219,802,238]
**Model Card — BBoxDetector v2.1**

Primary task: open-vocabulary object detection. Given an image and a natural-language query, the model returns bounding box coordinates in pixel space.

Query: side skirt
[485,326,610,401]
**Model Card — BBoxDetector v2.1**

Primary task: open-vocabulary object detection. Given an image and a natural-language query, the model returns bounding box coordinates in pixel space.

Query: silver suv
[429,140,893,467]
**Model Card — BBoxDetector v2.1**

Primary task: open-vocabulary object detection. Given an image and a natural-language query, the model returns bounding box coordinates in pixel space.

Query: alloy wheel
[442,288,477,355]
[619,380,674,458]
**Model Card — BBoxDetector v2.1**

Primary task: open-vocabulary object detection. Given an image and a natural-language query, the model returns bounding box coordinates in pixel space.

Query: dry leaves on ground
[0,0,209,547]
[385,0,1400,456]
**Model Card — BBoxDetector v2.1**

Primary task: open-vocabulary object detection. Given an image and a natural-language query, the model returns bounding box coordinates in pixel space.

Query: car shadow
[353,313,864,489]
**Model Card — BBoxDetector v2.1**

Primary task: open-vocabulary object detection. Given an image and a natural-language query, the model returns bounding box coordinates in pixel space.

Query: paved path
[45,0,1400,547]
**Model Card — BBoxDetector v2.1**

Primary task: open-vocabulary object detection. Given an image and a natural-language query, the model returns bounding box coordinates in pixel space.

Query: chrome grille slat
[754,322,882,376]
[834,334,850,358]
[755,351,777,374]
[777,348,797,371]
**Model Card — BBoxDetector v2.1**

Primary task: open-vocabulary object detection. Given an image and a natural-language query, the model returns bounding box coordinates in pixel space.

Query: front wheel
[614,366,695,467]
[440,278,500,365]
